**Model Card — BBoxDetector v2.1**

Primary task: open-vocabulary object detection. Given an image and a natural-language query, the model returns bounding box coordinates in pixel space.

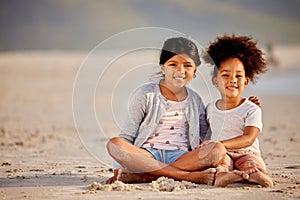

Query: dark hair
[203,34,267,83]
[159,37,201,66]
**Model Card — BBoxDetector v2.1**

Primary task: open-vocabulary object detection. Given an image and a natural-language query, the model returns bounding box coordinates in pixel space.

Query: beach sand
[0,51,299,200]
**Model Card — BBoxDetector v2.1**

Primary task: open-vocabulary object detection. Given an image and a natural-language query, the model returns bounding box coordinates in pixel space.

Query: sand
[0,51,299,200]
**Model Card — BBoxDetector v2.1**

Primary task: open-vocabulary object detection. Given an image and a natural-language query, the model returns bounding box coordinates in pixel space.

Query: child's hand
[198,140,218,148]
[248,96,262,108]
[227,150,254,160]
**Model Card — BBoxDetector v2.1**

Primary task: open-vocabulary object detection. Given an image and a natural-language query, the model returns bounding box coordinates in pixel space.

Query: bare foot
[246,167,273,187]
[214,170,244,187]
[106,168,122,184]
[185,168,216,184]
[207,168,217,186]
[106,169,158,184]
[232,170,249,180]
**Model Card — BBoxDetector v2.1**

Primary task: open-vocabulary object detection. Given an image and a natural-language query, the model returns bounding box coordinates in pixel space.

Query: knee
[212,141,226,155]
[205,141,226,154]
[108,137,123,145]
[106,137,123,153]
[198,141,226,166]
[206,141,227,166]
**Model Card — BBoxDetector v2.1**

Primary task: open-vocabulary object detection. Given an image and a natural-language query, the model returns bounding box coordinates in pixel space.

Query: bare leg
[172,141,226,171]
[235,154,273,187]
[106,137,221,184]
[105,169,158,184]
[213,154,246,187]
[106,168,217,184]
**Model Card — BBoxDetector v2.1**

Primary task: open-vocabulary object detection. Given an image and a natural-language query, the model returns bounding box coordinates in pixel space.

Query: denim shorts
[143,148,187,164]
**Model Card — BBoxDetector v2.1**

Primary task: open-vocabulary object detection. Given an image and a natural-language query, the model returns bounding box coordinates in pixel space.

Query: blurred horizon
[0,0,299,51]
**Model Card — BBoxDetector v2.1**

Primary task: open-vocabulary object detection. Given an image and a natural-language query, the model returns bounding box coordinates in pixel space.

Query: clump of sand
[149,177,198,192]
[89,181,144,192]
[88,177,198,192]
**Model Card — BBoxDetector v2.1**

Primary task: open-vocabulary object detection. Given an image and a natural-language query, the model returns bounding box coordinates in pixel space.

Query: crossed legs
[214,151,273,187]
[235,153,273,187]
[106,138,226,184]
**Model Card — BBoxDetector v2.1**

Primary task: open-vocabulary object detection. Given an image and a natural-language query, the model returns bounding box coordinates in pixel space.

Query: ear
[212,76,218,87]
[244,77,249,87]
[160,65,165,74]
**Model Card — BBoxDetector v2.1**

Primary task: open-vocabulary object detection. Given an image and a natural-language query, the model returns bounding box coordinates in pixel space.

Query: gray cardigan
[119,81,208,150]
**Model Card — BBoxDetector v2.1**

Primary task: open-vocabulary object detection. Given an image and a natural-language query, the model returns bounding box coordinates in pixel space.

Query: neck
[159,80,187,102]
[217,96,244,110]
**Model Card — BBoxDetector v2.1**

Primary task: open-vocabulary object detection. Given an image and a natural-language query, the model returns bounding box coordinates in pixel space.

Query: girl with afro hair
[203,34,273,187]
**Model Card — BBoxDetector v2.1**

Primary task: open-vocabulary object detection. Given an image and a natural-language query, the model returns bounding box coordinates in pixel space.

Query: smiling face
[213,58,249,100]
[160,54,197,90]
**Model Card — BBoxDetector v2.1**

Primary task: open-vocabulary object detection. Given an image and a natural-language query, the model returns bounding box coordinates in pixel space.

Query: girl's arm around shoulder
[248,96,262,108]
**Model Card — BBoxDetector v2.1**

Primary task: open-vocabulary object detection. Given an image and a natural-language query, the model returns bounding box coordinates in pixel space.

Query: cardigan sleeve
[118,85,147,144]
[199,99,209,141]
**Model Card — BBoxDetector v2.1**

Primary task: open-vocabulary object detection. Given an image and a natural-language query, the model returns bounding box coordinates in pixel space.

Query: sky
[0,0,299,50]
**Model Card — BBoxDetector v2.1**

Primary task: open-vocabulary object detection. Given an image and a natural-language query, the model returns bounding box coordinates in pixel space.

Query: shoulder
[127,82,160,113]
[242,99,262,118]
[243,99,261,111]
[129,82,158,105]
[206,101,214,110]
[205,100,217,116]
[134,82,157,96]
[140,81,157,90]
